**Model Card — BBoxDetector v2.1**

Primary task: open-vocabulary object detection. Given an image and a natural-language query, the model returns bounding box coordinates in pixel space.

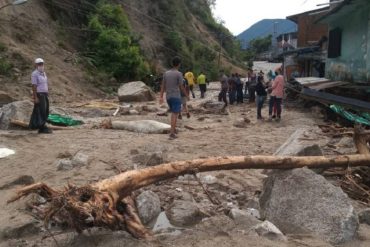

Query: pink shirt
[271,75,285,98]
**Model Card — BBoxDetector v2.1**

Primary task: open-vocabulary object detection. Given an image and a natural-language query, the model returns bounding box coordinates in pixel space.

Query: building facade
[320,0,370,83]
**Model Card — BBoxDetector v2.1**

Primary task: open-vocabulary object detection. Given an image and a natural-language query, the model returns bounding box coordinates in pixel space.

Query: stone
[245,208,261,219]
[229,208,261,228]
[200,101,229,115]
[0,216,40,240]
[199,174,217,185]
[135,191,161,225]
[166,200,203,227]
[0,90,15,106]
[71,152,90,167]
[0,175,34,190]
[233,118,251,128]
[111,120,171,134]
[274,129,323,156]
[259,167,359,244]
[359,208,370,225]
[253,221,287,241]
[132,151,167,166]
[118,81,156,102]
[0,100,33,130]
[56,159,73,171]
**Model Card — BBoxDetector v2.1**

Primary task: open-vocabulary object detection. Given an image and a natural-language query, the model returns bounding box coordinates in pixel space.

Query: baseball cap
[35,58,44,64]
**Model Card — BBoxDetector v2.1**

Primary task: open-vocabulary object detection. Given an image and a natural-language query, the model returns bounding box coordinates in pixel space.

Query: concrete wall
[326,3,370,83]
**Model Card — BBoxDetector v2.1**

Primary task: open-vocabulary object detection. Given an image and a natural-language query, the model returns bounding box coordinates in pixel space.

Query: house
[318,0,370,83]
[277,32,298,52]
[281,7,330,81]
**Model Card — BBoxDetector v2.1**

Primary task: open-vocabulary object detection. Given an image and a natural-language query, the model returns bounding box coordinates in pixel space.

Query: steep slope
[0,0,244,103]
[237,19,297,47]
[0,1,104,104]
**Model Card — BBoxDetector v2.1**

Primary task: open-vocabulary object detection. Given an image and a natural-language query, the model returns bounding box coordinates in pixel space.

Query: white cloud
[213,0,327,35]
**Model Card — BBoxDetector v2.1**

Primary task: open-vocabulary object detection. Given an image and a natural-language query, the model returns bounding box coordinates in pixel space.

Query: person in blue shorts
[160,57,189,139]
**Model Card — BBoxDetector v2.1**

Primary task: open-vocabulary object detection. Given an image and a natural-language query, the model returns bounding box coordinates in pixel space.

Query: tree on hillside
[249,35,272,54]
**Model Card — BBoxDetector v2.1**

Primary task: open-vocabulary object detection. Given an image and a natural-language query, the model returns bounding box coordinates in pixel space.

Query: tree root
[8,154,370,239]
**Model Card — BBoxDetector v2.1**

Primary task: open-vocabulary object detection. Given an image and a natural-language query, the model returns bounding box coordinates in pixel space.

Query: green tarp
[48,114,83,127]
[330,105,370,126]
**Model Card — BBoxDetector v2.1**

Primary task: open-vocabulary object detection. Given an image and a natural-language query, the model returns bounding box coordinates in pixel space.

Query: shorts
[167,97,182,113]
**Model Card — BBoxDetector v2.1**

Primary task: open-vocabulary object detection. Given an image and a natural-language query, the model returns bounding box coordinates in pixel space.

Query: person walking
[179,77,191,119]
[255,75,267,120]
[160,57,189,139]
[29,58,52,134]
[228,74,237,105]
[218,71,228,108]
[236,73,244,104]
[268,71,285,121]
[184,70,196,98]
[197,72,207,98]
[248,70,257,103]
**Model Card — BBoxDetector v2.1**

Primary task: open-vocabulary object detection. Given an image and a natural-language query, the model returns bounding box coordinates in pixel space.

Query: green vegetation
[86,3,149,81]
[0,43,12,76]
[240,35,272,68]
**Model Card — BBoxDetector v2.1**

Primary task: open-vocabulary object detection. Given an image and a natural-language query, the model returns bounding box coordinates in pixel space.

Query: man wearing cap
[29,58,52,133]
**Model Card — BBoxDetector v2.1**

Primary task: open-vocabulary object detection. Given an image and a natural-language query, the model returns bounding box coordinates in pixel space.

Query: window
[328,28,342,58]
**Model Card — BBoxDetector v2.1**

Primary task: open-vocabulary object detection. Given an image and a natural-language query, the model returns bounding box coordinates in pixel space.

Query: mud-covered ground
[1,77,370,246]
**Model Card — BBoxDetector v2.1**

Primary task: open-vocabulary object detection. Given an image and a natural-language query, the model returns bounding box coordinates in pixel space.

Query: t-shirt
[220,75,228,90]
[184,72,195,86]
[197,74,206,85]
[164,69,183,99]
[181,79,189,97]
[31,70,48,93]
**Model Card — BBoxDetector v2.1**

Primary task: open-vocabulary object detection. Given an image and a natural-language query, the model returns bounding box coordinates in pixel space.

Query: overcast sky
[213,0,328,35]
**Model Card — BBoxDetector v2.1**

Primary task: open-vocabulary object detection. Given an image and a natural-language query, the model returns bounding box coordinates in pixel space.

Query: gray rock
[129,109,140,115]
[253,220,287,241]
[0,175,34,190]
[72,152,90,167]
[359,208,370,225]
[118,81,156,102]
[0,100,33,130]
[245,208,261,219]
[142,105,159,112]
[132,151,167,166]
[0,217,40,240]
[199,174,217,185]
[233,118,251,128]
[166,200,204,227]
[135,191,161,225]
[0,90,15,106]
[259,167,359,244]
[274,129,323,156]
[56,159,73,171]
[229,208,261,228]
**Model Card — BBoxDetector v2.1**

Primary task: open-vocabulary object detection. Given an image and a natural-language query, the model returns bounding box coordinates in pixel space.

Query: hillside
[0,0,244,103]
[237,19,297,48]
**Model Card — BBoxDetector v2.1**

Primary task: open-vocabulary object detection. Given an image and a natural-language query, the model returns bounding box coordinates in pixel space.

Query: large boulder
[166,200,204,227]
[135,191,161,225]
[0,90,15,106]
[259,167,359,244]
[111,120,171,134]
[118,81,156,102]
[0,100,33,130]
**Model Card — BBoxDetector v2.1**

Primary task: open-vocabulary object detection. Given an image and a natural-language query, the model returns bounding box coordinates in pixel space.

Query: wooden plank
[309,81,349,90]
[295,77,331,86]
[301,88,370,113]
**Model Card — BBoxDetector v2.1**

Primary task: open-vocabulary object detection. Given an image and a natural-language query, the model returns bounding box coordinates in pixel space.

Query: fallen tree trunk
[8,154,370,239]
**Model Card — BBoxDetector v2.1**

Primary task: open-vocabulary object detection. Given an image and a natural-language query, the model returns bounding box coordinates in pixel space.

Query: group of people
[160,56,286,140]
